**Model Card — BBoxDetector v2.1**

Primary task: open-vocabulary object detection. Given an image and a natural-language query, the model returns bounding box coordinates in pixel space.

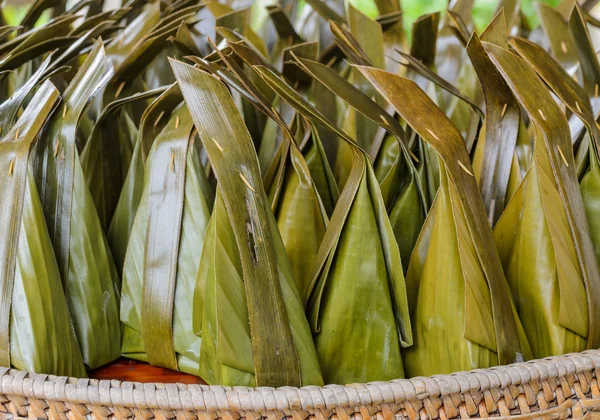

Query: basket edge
[0,350,597,414]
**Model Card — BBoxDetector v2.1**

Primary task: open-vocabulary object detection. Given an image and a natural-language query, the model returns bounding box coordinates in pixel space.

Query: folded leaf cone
[357,66,532,376]
[196,189,323,386]
[172,59,323,387]
[81,87,166,231]
[206,47,330,303]
[308,158,412,383]
[495,132,588,357]
[485,39,600,356]
[32,41,121,369]
[0,80,86,377]
[254,65,412,384]
[108,84,181,273]
[121,104,213,374]
[292,56,426,269]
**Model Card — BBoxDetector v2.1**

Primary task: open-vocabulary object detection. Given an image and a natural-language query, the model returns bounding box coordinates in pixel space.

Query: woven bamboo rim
[2,351,600,419]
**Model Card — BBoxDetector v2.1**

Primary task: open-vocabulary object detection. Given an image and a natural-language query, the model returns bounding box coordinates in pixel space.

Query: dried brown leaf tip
[175,116,180,129]
[500,103,507,119]
[538,109,546,121]
[557,146,569,167]
[115,81,125,98]
[169,152,175,172]
[62,104,67,119]
[53,139,60,157]
[212,137,224,152]
[426,128,439,140]
[409,150,420,163]
[239,173,255,192]
[7,159,14,176]
[14,128,19,140]
[154,111,165,128]
[458,160,474,176]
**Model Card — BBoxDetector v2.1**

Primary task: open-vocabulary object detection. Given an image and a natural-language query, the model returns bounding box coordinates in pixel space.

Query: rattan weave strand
[2,351,600,419]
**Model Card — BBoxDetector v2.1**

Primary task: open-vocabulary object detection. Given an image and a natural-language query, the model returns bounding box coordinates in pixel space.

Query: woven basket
[1,351,600,419]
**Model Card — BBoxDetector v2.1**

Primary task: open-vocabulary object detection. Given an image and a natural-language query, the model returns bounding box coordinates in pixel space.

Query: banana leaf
[327,18,380,187]
[377,9,405,73]
[0,14,78,60]
[427,5,482,149]
[105,1,160,68]
[267,5,303,70]
[0,56,52,134]
[0,80,86,377]
[562,4,600,269]
[32,40,121,369]
[19,0,65,30]
[102,4,202,103]
[255,64,412,384]
[484,39,600,354]
[467,11,521,225]
[299,121,340,217]
[208,46,328,303]
[108,83,182,273]
[537,3,578,75]
[121,104,213,374]
[357,65,531,375]
[506,5,600,352]
[80,87,166,230]
[172,59,322,387]
[294,56,426,269]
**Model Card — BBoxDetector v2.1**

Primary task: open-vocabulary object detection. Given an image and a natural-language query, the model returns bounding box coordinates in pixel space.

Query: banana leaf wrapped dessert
[255,65,413,384]
[82,2,203,231]
[120,103,213,374]
[358,65,532,376]
[108,84,181,273]
[0,80,85,377]
[172,59,323,387]
[209,42,330,302]
[486,32,600,358]
[32,40,121,369]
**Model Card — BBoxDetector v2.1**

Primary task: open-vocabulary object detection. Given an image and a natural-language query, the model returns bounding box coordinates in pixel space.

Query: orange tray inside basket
[89,358,207,384]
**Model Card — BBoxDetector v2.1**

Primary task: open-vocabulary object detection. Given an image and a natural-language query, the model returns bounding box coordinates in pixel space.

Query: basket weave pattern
[1,351,600,419]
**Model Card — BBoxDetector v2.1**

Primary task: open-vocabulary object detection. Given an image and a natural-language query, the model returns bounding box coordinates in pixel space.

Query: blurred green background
[1,0,563,33]
[348,0,560,31]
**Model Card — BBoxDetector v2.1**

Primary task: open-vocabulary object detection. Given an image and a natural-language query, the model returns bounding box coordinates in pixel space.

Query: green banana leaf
[537,2,579,74]
[484,39,600,354]
[121,104,213,374]
[80,87,166,230]
[357,65,531,376]
[293,56,426,269]
[0,15,78,71]
[102,3,202,103]
[255,64,412,384]
[172,59,322,387]
[108,83,182,273]
[32,40,121,369]
[105,1,160,68]
[208,44,329,302]
[467,11,521,226]
[300,122,340,217]
[0,80,86,377]
[495,132,588,357]
[267,5,303,70]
